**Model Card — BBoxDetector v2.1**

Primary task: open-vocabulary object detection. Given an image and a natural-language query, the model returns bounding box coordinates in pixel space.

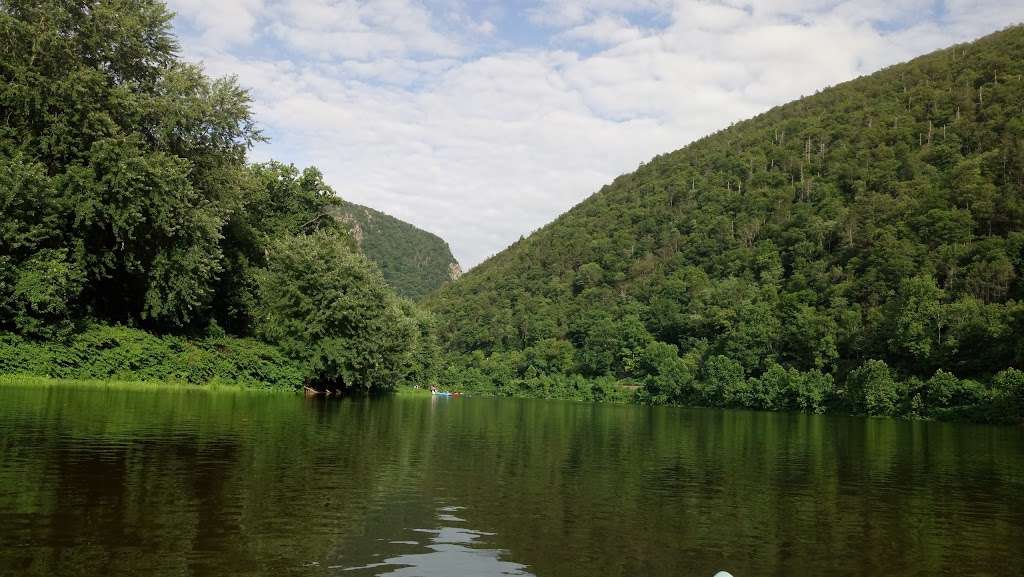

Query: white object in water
[713,572,735,577]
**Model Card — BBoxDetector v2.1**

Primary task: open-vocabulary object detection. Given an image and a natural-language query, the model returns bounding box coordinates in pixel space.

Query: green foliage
[701,355,748,407]
[0,0,259,330]
[846,360,903,416]
[992,368,1024,423]
[750,363,833,413]
[254,232,416,392]
[427,26,1024,422]
[214,161,350,334]
[0,324,304,387]
[330,201,460,300]
[4,248,84,337]
[400,301,442,388]
[0,1,440,394]
[637,341,696,404]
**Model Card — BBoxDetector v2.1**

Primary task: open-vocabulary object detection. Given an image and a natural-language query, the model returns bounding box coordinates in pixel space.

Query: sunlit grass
[393,385,433,397]
[0,374,296,395]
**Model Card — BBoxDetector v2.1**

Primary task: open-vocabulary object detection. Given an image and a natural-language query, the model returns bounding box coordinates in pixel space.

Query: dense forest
[330,201,461,300]
[426,26,1024,423]
[0,0,437,392]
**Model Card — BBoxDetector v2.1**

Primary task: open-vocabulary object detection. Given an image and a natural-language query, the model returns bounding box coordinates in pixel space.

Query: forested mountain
[329,201,461,300]
[426,26,1024,422]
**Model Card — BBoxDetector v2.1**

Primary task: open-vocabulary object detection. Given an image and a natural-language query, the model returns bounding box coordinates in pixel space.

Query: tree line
[0,0,437,392]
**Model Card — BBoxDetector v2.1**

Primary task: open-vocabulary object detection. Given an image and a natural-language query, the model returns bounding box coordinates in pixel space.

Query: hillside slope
[426,26,1024,420]
[330,202,461,300]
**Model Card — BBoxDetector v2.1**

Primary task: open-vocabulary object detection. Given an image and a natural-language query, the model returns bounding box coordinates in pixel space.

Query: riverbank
[0,375,291,393]
[394,385,433,397]
[0,325,305,389]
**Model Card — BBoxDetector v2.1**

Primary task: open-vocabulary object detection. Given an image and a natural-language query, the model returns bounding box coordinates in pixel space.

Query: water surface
[0,383,1022,577]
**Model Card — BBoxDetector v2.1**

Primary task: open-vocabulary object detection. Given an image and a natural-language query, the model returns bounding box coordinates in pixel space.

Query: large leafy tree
[0,0,259,332]
[214,162,347,334]
[254,232,416,392]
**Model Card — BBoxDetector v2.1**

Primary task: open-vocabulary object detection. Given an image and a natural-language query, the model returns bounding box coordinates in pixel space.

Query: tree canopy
[0,0,434,393]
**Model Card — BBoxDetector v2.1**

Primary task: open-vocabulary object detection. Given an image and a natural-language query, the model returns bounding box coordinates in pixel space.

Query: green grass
[393,385,433,397]
[0,374,297,394]
[0,324,306,389]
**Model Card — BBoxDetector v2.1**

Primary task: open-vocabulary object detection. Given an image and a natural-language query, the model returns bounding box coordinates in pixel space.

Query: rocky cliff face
[328,202,461,300]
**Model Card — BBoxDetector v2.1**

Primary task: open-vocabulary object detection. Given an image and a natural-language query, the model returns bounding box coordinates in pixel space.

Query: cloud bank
[166,0,1024,268]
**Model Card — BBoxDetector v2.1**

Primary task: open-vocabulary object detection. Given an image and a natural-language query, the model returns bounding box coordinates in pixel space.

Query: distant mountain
[425,26,1024,419]
[330,202,461,300]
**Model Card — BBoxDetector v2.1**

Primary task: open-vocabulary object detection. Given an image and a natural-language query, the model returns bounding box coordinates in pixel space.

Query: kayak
[431,391,462,397]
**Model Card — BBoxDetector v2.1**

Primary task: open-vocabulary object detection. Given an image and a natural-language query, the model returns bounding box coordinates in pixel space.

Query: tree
[845,359,902,416]
[254,232,415,392]
[214,162,347,333]
[0,0,259,331]
[992,368,1024,423]
[888,275,946,369]
[637,341,695,404]
[701,355,748,407]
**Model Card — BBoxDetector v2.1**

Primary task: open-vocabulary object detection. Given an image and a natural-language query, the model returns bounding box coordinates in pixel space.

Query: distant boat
[430,391,462,397]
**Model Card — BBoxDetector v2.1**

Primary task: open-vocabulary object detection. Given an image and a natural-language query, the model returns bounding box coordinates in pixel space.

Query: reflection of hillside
[405,399,1024,577]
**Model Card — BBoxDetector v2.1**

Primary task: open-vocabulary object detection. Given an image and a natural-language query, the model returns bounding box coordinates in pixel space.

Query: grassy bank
[0,325,305,389]
[0,375,295,393]
[394,385,433,397]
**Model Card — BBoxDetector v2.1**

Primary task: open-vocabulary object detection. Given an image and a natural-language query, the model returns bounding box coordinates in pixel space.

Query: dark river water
[0,382,1022,577]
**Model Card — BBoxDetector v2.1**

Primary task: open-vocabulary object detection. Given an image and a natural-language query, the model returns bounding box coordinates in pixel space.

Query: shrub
[992,368,1024,423]
[0,324,304,388]
[845,360,903,416]
[638,341,694,404]
[750,363,832,413]
[701,355,748,407]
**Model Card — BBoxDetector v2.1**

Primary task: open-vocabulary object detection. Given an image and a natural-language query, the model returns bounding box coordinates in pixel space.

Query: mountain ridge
[426,25,1024,420]
[330,201,461,300]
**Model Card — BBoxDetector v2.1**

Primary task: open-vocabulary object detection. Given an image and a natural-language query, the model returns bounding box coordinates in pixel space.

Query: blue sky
[166,0,1024,268]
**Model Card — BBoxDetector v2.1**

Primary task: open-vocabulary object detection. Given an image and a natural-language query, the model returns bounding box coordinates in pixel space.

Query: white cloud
[170,0,1024,268]
[528,0,672,27]
[267,0,463,59]
[557,14,647,45]
[166,0,265,48]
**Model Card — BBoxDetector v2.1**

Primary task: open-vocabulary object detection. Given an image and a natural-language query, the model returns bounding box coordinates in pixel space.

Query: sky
[165,0,1024,269]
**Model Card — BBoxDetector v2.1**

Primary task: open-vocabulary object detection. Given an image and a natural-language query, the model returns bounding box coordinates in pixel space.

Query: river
[0,382,1021,576]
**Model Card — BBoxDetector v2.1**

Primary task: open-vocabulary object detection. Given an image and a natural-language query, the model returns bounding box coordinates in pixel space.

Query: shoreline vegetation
[0,2,1022,425]
[0,374,291,394]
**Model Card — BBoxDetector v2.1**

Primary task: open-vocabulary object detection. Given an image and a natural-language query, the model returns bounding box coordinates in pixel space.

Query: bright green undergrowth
[0,325,305,389]
[0,375,295,393]
[394,385,433,397]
